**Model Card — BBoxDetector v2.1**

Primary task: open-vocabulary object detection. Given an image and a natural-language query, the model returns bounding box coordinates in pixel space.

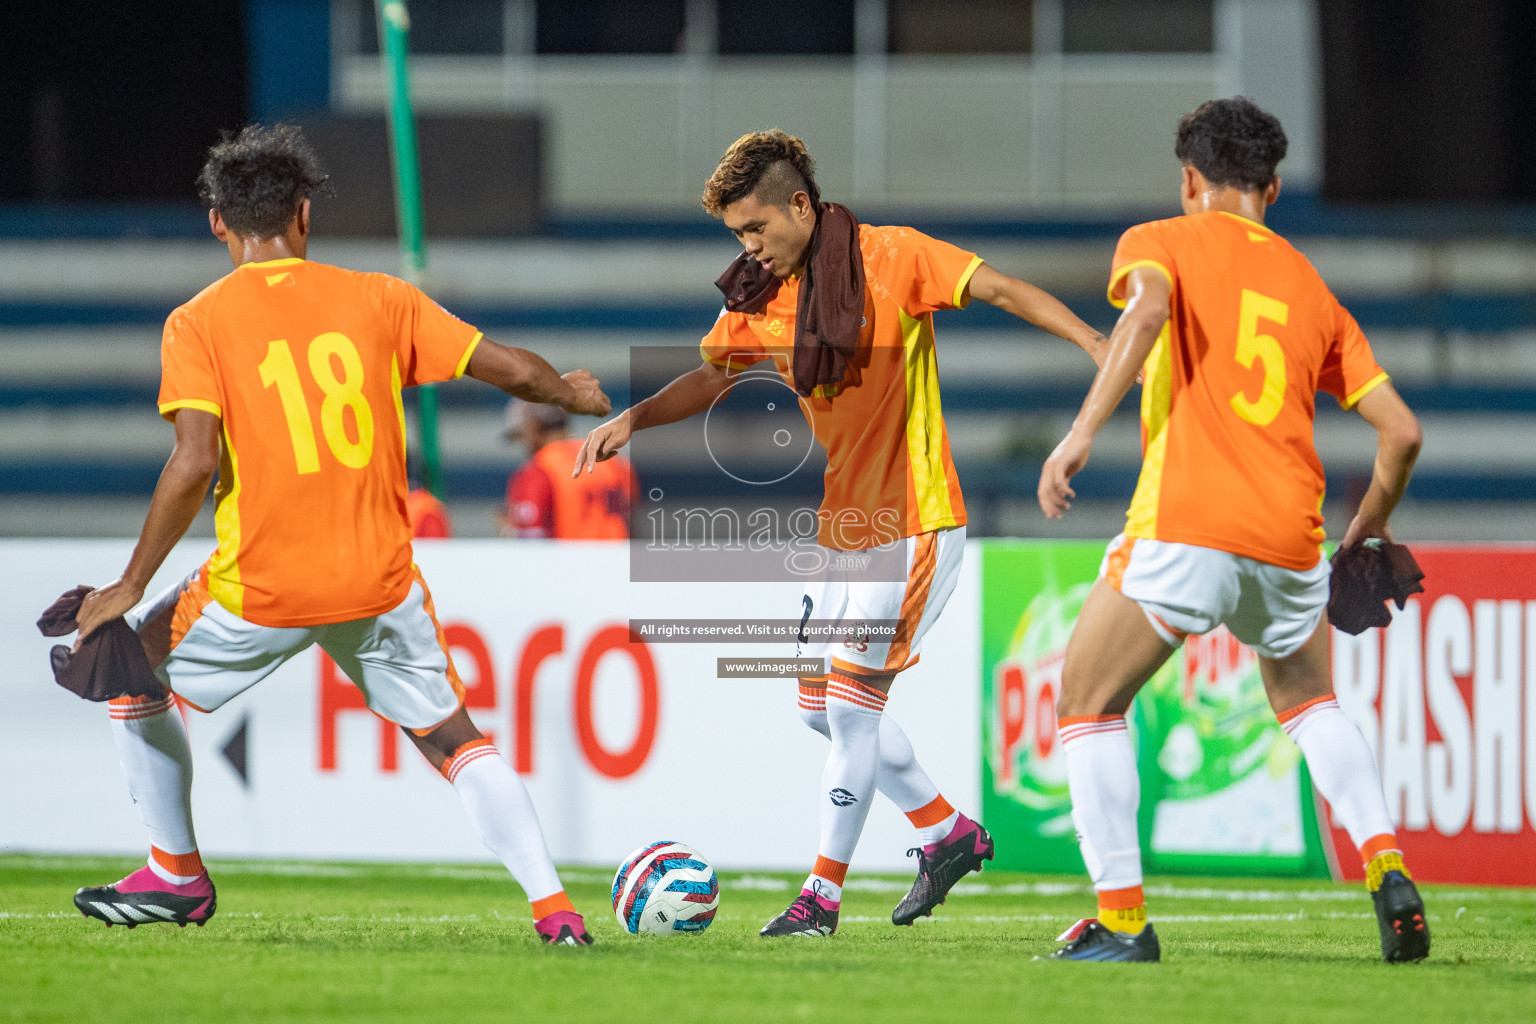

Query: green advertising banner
[980,541,1332,878]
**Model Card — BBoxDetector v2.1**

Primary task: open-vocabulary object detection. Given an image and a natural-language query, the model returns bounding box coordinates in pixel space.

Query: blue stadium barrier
[10,381,1536,415]
[2,459,1528,503]
[7,291,1536,333]
[7,192,1536,241]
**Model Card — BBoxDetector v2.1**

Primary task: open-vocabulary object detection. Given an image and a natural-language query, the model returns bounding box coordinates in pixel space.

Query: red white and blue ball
[611,841,719,935]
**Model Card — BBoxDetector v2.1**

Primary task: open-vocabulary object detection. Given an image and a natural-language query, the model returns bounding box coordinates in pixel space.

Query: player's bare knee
[406,707,485,769]
[1056,671,1137,719]
[1259,617,1334,713]
[1260,659,1333,715]
[1057,688,1107,720]
[859,671,896,696]
[137,605,174,667]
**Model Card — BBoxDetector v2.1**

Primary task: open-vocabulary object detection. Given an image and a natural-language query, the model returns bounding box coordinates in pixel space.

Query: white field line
[11,909,1453,926]
[4,855,1525,905]
[840,911,1383,924]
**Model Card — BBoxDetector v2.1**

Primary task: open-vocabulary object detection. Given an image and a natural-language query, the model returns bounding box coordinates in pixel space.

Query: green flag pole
[376,0,443,497]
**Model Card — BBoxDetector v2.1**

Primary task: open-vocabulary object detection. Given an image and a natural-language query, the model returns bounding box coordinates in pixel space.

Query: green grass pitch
[3,854,1532,1023]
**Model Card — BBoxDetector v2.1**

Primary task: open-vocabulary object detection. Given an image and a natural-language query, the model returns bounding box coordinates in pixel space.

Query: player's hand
[73,577,145,647]
[1084,333,1112,369]
[1083,333,1142,383]
[1038,429,1093,519]
[1341,514,1394,549]
[559,370,611,418]
[574,411,633,476]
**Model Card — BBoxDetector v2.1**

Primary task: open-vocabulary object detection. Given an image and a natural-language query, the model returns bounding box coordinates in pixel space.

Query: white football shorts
[1100,533,1330,660]
[796,526,966,675]
[126,565,465,732]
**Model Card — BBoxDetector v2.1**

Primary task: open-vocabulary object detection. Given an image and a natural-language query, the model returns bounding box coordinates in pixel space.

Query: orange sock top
[1360,833,1401,864]
[151,846,204,878]
[905,795,955,829]
[440,737,497,783]
[811,856,849,888]
[1360,834,1409,892]
[531,891,575,920]
[1097,885,1147,935]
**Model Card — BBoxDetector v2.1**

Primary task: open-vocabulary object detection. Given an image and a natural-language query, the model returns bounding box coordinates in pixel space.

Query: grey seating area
[3,230,1534,541]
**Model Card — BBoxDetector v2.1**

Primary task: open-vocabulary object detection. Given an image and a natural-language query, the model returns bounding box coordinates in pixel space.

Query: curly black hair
[196,124,329,239]
[1174,97,1288,192]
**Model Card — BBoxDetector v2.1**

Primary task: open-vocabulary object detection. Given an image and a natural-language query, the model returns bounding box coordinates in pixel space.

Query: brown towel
[36,585,166,702]
[714,202,866,397]
[1327,542,1426,636]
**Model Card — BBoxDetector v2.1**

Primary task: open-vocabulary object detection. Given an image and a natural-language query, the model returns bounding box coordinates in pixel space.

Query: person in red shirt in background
[406,452,453,538]
[500,398,636,538]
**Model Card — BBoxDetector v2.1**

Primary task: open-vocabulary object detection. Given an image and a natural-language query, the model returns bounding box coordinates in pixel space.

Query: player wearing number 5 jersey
[69,125,608,946]
[1039,99,1428,963]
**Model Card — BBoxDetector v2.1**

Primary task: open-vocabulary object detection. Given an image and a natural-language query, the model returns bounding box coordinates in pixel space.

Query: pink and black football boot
[74,865,216,929]
[760,880,839,937]
[892,812,995,925]
[535,910,594,946]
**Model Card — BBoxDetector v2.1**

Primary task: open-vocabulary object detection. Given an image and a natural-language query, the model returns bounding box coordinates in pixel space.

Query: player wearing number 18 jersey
[69,125,608,946]
[1038,98,1428,963]
[159,258,478,625]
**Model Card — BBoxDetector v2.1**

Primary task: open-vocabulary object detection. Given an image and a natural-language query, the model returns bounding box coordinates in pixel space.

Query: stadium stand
[4,0,1533,539]
[4,216,1536,538]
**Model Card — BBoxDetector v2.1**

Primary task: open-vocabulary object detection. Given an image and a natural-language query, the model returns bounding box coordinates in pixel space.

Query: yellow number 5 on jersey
[259,333,376,474]
[1230,288,1289,426]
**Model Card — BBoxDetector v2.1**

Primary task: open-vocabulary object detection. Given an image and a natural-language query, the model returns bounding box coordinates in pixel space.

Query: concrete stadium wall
[339,55,1217,210]
[331,1,1322,212]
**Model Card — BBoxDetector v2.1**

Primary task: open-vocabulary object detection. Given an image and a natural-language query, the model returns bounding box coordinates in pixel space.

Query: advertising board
[981,541,1328,878]
[0,540,979,872]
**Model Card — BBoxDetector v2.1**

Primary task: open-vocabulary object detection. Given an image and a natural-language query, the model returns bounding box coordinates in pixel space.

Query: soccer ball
[611,840,719,935]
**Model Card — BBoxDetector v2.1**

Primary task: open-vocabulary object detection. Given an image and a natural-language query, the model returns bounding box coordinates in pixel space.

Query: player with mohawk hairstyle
[69,123,608,947]
[578,129,1110,936]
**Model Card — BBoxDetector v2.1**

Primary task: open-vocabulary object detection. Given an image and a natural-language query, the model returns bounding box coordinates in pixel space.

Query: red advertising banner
[1327,546,1536,886]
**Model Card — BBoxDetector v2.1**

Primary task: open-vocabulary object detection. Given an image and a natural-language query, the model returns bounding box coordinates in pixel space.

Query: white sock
[816,672,887,869]
[798,681,957,844]
[443,741,563,904]
[802,876,844,903]
[1281,697,1396,850]
[1060,715,1143,892]
[875,716,961,844]
[108,696,197,859]
[796,681,830,738]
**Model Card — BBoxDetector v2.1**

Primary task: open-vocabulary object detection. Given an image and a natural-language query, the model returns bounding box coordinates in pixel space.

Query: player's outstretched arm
[465,338,611,418]
[1038,265,1171,519]
[1340,382,1423,548]
[573,361,733,476]
[965,264,1110,365]
[75,408,221,640]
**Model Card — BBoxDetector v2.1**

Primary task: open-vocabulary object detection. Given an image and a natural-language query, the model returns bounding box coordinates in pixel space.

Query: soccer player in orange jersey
[577,130,1108,936]
[1038,98,1427,963]
[69,125,608,946]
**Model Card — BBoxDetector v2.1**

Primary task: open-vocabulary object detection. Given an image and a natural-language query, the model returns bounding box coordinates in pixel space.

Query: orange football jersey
[159,257,482,626]
[1108,211,1388,570]
[700,225,982,550]
[506,437,637,539]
